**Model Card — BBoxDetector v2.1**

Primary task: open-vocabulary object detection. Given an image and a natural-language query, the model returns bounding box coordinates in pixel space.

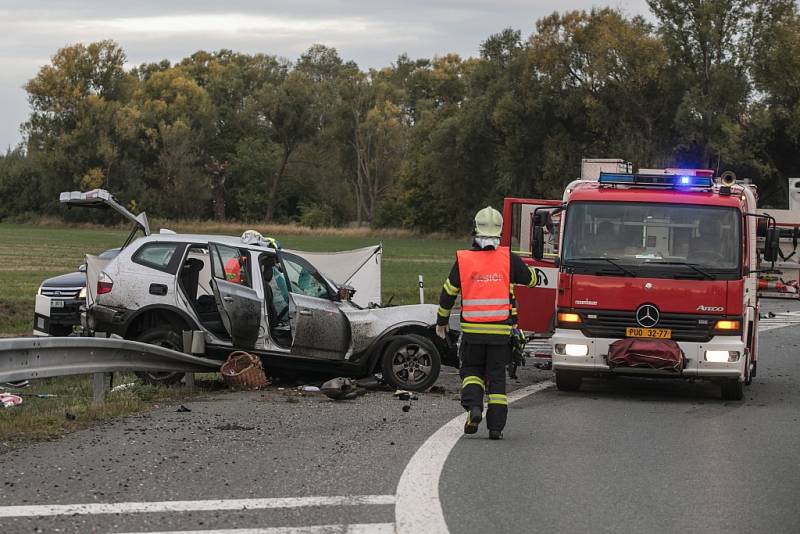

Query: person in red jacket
[436,206,538,440]
[224,257,242,284]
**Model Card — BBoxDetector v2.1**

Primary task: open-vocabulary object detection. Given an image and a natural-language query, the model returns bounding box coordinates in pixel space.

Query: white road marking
[115,524,395,534]
[394,380,554,534]
[0,495,395,518]
[759,310,800,332]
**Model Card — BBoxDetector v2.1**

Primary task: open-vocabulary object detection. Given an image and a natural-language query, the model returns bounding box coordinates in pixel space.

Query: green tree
[249,71,319,221]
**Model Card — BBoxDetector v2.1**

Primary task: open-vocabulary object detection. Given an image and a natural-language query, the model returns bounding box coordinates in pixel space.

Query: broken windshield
[562,201,741,279]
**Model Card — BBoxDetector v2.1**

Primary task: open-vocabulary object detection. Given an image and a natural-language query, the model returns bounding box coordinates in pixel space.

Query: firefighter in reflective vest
[436,206,538,440]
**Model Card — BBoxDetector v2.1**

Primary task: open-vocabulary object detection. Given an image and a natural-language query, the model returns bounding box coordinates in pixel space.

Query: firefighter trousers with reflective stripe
[459,339,511,432]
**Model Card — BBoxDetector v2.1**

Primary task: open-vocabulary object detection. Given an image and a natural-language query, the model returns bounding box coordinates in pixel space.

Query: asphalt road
[0,361,549,533]
[2,302,799,533]
[441,301,800,534]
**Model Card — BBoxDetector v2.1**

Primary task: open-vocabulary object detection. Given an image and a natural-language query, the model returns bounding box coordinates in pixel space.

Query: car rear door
[209,242,262,350]
[279,252,351,360]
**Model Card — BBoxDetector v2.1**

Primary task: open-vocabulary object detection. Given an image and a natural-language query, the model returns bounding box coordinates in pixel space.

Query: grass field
[0,222,463,336]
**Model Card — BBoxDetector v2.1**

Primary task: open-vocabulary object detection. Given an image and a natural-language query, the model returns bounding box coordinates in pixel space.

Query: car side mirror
[338,285,355,301]
[78,263,87,273]
[532,226,545,260]
[764,227,780,262]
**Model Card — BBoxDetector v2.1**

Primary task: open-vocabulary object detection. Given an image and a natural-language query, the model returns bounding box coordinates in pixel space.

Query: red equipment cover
[607,339,684,372]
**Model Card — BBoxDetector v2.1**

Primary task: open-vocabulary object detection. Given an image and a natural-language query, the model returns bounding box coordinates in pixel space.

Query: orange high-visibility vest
[457,247,511,323]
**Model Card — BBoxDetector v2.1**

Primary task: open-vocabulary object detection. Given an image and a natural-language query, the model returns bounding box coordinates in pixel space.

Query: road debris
[394,390,419,401]
[176,405,192,413]
[355,376,384,390]
[320,377,365,400]
[402,404,411,412]
[299,385,321,392]
[110,382,137,393]
[2,380,30,388]
[1,393,23,408]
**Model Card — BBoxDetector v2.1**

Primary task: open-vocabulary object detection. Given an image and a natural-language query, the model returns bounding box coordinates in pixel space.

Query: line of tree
[2,0,800,232]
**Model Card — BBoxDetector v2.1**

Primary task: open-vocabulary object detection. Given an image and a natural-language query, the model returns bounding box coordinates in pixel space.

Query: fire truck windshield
[562,201,741,279]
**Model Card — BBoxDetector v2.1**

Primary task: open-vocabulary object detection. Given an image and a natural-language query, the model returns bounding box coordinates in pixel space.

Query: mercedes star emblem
[635,304,660,328]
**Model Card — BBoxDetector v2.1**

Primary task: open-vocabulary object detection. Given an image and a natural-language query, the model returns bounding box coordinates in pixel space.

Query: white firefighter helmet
[473,206,503,238]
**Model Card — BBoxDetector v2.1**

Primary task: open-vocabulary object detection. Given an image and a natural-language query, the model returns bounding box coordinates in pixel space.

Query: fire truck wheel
[720,378,744,401]
[555,370,582,392]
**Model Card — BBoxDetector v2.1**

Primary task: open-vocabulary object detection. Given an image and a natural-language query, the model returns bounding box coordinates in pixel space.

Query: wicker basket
[221,351,269,389]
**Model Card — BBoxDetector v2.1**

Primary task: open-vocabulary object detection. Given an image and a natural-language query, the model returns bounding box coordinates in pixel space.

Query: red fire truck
[503,165,782,400]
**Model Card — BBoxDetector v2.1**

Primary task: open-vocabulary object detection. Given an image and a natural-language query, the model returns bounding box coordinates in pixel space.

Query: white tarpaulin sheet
[289,245,382,307]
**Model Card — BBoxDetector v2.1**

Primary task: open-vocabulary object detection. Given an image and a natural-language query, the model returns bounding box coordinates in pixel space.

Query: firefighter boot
[464,405,483,434]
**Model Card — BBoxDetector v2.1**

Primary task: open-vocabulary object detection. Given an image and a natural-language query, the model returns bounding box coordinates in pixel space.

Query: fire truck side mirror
[764,227,780,262]
[532,226,545,260]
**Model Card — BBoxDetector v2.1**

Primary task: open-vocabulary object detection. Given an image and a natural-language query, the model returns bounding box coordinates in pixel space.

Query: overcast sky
[0,0,650,150]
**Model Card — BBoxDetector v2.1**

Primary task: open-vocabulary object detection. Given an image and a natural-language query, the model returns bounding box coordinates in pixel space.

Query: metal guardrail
[0,336,222,403]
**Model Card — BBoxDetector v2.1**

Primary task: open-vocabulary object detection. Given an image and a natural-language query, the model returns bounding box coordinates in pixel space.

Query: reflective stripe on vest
[456,247,511,323]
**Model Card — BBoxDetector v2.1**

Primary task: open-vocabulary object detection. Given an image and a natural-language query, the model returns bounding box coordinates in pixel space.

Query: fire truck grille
[578,310,720,343]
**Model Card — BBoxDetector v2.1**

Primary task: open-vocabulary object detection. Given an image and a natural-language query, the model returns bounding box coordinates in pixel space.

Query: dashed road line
[394,380,554,534]
[0,495,395,518]
[115,524,395,534]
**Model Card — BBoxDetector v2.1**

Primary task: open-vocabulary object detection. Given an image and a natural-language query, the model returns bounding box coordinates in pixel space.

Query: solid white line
[115,523,395,534]
[0,495,395,518]
[394,380,554,534]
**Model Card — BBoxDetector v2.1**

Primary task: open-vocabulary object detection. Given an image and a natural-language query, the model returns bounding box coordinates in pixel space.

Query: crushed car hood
[342,303,438,354]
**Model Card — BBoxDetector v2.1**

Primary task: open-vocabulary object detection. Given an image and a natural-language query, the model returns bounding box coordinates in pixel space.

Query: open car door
[279,251,351,360]
[502,198,562,334]
[209,243,262,350]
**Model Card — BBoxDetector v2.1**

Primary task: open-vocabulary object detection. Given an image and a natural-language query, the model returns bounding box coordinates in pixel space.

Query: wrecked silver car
[83,230,458,391]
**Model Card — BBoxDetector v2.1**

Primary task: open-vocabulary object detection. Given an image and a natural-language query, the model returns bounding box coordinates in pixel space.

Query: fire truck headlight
[705,350,740,362]
[79,287,87,299]
[555,343,589,357]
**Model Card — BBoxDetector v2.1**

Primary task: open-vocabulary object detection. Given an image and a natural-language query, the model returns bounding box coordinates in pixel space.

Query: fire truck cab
[528,169,779,400]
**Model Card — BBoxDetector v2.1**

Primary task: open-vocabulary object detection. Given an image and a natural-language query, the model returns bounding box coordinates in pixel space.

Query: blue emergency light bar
[598,172,714,188]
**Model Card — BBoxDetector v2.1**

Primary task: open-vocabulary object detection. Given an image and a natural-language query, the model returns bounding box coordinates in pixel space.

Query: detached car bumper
[550,328,746,380]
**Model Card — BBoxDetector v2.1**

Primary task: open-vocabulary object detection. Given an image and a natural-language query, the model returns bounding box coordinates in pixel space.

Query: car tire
[721,378,744,401]
[134,328,185,386]
[381,334,441,392]
[555,370,582,392]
